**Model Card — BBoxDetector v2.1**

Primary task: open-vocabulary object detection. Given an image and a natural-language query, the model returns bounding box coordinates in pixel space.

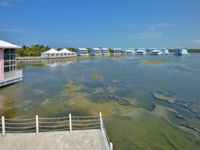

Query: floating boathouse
[0,40,23,87]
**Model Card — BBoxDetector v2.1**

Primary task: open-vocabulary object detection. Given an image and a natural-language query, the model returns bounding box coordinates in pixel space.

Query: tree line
[16,45,77,57]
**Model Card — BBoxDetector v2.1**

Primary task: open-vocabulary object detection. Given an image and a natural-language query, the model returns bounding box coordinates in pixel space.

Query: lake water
[0,54,200,150]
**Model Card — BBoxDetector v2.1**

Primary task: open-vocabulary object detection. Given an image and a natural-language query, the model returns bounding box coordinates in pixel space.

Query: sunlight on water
[0,54,200,149]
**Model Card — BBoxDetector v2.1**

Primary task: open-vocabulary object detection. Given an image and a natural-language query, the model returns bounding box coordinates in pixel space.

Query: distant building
[0,40,23,87]
[113,48,122,55]
[159,48,169,55]
[90,48,102,56]
[174,48,189,55]
[101,48,110,56]
[125,48,135,54]
[136,48,147,55]
[77,48,89,56]
[41,48,77,58]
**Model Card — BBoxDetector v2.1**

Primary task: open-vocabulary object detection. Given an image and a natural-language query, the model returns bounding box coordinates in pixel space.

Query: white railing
[2,70,23,80]
[1,112,113,150]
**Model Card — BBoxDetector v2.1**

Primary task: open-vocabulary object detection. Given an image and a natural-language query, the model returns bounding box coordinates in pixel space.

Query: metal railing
[1,112,113,150]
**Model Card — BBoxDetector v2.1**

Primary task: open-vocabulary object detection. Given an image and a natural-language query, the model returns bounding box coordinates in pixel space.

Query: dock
[0,113,113,150]
[0,130,109,150]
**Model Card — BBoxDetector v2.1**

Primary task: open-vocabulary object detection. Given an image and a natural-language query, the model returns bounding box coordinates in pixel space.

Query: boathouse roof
[113,48,122,50]
[101,48,109,50]
[77,48,88,50]
[0,40,21,49]
[59,48,74,53]
[43,48,59,53]
[91,48,101,50]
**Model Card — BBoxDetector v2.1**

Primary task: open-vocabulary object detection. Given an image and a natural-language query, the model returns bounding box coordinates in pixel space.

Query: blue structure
[77,48,89,56]
[90,48,101,56]
[174,48,189,55]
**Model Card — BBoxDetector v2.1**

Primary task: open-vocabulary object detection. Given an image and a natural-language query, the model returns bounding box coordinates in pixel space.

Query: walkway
[0,129,109,150]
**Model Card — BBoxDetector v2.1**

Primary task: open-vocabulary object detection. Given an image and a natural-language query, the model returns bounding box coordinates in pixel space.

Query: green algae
[106,106,200,150]
[90,74,103,82]
[107,84,115,93]
[152,92,177,103]
[143,60,170,65]
[180,65,195,71]
[62,79,84,96]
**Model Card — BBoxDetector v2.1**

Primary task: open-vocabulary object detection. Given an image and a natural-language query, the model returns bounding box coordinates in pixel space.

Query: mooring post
[36,115,39,134]
[110,143,113,150]
[69,114,72,132]
[2,116,5,136]
[100,112,103,130]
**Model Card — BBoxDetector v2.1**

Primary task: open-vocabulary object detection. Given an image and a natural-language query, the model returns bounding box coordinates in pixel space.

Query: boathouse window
[4,48,16,72]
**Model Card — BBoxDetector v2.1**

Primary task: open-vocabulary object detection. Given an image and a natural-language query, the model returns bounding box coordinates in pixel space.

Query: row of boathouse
[41,47,189,58]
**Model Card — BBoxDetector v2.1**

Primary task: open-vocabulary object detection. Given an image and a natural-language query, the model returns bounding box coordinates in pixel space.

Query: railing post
[69,114,72,132]
[100,112,103,130]
[2,116,5,136]
[36,115,39,134]
[110,143,113,150]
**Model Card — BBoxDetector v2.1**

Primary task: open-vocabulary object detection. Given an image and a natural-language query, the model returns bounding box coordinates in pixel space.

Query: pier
[0,113,113,150]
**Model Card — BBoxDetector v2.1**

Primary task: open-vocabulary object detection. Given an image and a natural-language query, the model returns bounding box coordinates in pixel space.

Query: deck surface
[0,129,109,150]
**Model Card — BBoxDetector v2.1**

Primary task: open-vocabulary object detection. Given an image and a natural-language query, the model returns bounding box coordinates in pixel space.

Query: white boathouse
[101,48,110,56]
[77,48,89,56]
[174,47,189,55]
[90,48,102,56]
[113,48,121,55]
[125,48,135,54]
[136,48,147,55]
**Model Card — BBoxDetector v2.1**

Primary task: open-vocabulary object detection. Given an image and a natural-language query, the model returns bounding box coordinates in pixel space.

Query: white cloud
[125,24,134,28]
[0,1,13,7]
[153,23,175,27]
[149,27,155,31]
[0,0,22,7]
[138,32,163,39]
[194,39,200,44]
[0,28,22,32]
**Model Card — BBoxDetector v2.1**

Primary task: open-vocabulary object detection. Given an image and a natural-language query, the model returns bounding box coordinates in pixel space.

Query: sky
[0,0,200,49]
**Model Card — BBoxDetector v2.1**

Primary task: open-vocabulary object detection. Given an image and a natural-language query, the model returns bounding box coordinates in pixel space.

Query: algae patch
[65,92,136,116]
[90,74,103,81]
[62,79,84,96]
[143,60,170,65]
[180,65,195,71]
[152,92,177,103]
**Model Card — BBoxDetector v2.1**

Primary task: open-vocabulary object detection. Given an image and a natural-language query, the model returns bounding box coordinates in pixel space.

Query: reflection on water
[1,54,200,149]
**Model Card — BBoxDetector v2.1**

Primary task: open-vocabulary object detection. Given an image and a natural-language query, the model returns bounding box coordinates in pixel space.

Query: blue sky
[0,0,200,49]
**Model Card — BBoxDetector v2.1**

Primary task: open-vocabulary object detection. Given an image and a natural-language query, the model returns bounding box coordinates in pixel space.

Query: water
[1,54,200,149]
